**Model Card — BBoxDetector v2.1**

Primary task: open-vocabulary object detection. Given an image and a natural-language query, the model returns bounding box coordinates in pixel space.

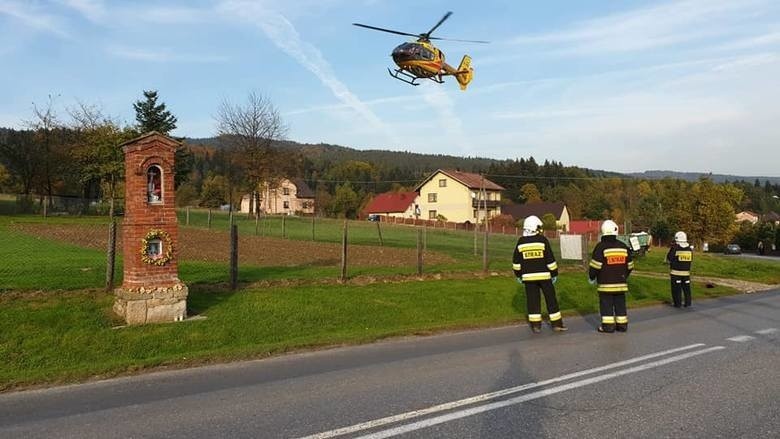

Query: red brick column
[114,132,188,324]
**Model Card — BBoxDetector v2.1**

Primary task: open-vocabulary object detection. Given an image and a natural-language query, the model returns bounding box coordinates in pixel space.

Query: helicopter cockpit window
[392,43,423,62]
[419,47,434,60]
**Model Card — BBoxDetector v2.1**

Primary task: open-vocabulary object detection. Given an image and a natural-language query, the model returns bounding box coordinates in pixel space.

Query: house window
[283,187,290,195]
[473,209,478,218]
[428,193,437,203]
[283,201,290,209]
[438,179,447,187]
[429,210,437,220]
[146,165,162,203]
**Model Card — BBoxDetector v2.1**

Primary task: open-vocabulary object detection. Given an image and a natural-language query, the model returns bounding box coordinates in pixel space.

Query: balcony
[472,199,501,208]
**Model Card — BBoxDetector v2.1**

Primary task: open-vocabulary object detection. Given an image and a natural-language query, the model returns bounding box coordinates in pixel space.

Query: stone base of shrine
[114,283,188,325]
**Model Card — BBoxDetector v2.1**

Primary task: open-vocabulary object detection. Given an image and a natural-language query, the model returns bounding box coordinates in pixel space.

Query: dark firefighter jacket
[512,234,558,282]
[589,235,634,293]
[666,243,692,276]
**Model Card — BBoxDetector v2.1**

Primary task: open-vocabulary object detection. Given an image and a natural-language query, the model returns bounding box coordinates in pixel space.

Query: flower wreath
[140,229,174,266]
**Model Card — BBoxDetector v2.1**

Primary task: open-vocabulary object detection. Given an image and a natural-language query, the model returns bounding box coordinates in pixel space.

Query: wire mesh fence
[1,196,528,292]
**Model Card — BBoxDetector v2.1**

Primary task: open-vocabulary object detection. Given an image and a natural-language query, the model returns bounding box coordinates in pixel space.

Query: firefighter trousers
[524,280,563,327]
[599,293,627,332]
[670,275,691,307]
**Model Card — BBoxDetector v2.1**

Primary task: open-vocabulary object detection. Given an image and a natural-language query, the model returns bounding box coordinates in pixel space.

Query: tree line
[1,91,778,249]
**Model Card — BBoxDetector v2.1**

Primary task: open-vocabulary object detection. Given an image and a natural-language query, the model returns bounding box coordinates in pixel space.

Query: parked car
[724,244,742,255]
[367,214,381,222]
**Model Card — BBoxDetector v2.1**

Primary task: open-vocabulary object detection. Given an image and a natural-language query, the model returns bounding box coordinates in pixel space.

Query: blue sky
[2,0,780,176]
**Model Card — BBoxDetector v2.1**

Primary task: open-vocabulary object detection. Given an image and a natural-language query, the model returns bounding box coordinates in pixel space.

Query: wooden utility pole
[482,175,489,273]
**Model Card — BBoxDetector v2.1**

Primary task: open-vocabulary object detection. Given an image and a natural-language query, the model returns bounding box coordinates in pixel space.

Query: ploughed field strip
[9,223,455,268]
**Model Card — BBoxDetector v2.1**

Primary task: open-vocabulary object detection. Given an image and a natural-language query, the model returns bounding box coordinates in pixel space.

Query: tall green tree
[133,90,177,134]
[68,102,136,218]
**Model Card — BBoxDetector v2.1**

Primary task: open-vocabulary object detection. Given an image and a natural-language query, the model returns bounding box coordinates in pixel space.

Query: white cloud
[106,45,229,63]
[58,0,106,23]
[218,0,399,146]
[0,0,70,37]
[510,0,773,55]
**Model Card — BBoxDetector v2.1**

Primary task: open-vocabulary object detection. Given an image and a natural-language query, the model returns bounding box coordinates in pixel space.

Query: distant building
[240,178,315,215]
[735,211,759,224]
[414,169,504,223]
[502,202,571,231]
[763,211,780,225]
[363,191,419,219]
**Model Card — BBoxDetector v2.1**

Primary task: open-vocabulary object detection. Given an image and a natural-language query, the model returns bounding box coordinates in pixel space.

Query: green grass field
[0,274,735,390]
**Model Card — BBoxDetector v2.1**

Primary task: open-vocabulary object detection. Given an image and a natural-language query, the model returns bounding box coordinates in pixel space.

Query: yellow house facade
[414,169,504,223]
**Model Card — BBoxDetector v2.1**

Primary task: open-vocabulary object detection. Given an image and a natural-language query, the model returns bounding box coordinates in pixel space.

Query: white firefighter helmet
[522,215,543,235]
[674,231,687,243]
[601,219,619,236]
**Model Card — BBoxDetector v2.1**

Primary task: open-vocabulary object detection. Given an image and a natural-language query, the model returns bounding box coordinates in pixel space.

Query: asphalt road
[1,290,778,439]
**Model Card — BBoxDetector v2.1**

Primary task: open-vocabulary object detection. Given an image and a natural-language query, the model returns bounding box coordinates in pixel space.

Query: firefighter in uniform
[589,220,634,333]
[666,231,693,308]
[512,215,567,333]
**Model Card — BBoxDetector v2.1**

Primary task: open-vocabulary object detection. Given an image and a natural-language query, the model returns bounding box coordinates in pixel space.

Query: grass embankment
[0,275,735,390]
[633,247,780,284]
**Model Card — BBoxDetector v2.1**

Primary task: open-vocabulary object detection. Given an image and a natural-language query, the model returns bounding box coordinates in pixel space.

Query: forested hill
[186,137,500,174]
[629,170,780,185]
[184,136,616,179]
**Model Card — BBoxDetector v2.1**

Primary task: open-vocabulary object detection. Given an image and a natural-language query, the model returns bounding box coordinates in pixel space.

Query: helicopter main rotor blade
[429,36,490,44]
[425,11,452,37]
[352,23,419,38]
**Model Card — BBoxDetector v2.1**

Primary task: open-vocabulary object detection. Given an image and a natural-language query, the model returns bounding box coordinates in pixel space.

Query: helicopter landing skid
[387,68,445,86]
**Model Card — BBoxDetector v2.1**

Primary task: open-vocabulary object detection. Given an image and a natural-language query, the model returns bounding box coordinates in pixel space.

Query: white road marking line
[727,335,756,342]
[356,346,725,439]
[755,328,778,335]
[297,343,707,439]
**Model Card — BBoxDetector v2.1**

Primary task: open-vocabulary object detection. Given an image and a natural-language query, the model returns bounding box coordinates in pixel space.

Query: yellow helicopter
[353,11,488,90]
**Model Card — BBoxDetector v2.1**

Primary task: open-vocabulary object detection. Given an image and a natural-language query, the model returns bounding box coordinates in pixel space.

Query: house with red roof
[363,191,419,219]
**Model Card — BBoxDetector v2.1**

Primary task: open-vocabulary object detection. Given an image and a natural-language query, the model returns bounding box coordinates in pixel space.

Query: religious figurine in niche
[147,238,162,260]
[147,166,162,203]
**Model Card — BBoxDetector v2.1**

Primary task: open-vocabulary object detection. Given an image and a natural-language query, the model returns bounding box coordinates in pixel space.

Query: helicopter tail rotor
[455,55,473,91]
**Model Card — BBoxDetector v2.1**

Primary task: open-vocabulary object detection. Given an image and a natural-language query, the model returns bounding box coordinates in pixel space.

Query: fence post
[255,214,259,235]
[376,220,384,246]
[311,215,315,241]
[482,219,489,274]
[473,222,478,256]
[207,208,212,230]
[230,224,238,290]
[105,220,117,292]
[186,206,190,226]
[423,224,427,252]
[42,196,48,218]
[340,219,348,282]
[417,227,423,275]
[282,214,287,238]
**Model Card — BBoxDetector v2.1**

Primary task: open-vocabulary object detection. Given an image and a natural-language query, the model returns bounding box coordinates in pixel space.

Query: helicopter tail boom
[455,55,473,91]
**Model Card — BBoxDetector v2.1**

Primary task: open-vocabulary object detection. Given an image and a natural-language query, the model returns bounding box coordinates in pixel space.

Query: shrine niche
[114,131,187,325]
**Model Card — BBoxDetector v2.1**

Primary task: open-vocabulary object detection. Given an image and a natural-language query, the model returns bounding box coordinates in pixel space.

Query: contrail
[218,0,399,146]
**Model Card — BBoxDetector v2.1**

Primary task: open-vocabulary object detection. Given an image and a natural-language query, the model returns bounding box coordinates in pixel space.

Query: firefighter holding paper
[589,220,634,333]
[512,215,567,333]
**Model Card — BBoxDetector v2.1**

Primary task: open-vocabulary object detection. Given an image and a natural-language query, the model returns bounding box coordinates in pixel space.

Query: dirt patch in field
[10,224,455,268]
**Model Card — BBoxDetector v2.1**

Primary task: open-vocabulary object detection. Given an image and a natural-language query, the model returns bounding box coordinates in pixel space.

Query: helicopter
[353,11,488,90]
